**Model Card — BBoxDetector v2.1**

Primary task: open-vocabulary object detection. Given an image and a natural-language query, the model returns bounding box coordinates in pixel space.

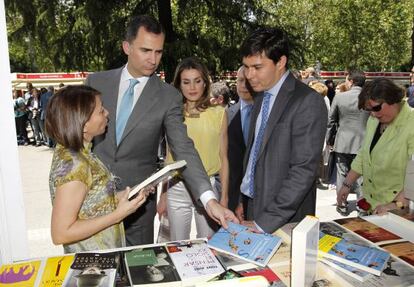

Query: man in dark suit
[86,15,236,245]
[236,27,327,233]
[227,67,254,212]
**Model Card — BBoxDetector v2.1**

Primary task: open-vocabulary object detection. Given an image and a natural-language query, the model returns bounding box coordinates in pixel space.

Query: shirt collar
[240,98,253,110]
[265,70,290,97]
[121,64,150,85]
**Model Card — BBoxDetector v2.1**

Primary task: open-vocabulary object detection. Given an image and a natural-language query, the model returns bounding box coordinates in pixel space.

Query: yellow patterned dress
[49,143,125,253]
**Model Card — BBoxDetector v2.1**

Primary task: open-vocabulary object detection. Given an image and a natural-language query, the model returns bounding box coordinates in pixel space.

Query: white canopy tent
[0,0,29,264]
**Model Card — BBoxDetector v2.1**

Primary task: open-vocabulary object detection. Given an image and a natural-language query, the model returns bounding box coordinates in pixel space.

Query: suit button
[368,179,372,183]
[114,159,118,163]
[393,191,398,194]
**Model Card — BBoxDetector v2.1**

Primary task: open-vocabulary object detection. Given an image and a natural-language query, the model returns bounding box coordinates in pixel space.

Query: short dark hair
[125,15,164,43]
[348,70,366,87]
[45,85,100,152]
[173,57,211,111]
[240,27,290,65]
[358,78,404,109]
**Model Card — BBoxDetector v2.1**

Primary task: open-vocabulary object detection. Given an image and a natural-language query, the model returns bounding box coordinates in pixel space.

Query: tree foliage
[5,0,414,77]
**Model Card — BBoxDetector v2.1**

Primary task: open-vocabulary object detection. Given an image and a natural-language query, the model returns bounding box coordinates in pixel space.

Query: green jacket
[351,102,414,208]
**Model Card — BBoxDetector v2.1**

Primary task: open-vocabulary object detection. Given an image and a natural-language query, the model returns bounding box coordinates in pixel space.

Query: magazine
[128,160,186,200]
[378,241,414,267]
[208,222,282,267]
[318,231,390,276]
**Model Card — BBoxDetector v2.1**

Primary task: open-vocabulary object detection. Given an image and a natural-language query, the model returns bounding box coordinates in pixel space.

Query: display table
[1,215,413,287]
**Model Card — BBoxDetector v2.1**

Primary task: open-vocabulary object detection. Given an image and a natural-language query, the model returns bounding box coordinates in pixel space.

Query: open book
[128,160,186,200]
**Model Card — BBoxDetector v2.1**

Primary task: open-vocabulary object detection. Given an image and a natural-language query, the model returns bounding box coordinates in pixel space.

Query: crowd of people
[12,83,65,147]
[13,14,414,254]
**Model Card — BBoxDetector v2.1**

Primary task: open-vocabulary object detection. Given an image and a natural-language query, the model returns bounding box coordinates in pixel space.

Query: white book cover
[128,160,186,199]
[290,215,319,287]
[166,239,224,282]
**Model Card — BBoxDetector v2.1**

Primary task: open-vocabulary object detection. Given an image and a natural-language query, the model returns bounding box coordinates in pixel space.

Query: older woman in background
[337,78,414,214]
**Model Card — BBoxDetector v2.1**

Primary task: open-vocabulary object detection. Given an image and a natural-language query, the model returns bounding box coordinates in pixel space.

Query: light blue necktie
[242,104,253,145]
[116,79,139,145]
[247,92,272,198]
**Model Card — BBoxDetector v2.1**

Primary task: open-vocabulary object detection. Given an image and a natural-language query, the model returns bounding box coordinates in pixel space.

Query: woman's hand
[336,185,350,208]
[157,190,168,219]
[115,187,148,221]
[235,202,245,223]
[373,203,395,215]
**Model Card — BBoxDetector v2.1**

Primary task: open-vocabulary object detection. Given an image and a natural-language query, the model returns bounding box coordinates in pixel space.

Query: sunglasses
[364,102,383,112]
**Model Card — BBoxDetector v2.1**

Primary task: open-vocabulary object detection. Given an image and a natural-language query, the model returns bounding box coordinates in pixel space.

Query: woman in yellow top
[46,85,149,253]
[158,57,229,240]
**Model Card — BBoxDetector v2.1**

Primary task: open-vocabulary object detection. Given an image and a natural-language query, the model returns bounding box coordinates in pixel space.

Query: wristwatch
[392,200,404,209]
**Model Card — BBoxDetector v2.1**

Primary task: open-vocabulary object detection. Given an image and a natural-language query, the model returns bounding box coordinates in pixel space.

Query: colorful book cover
[207,222,282,267]
[379,241,414,267]
[318,231,390,276]
[124,245,181,286]
[166,239,224,281]
[334,217,402,244]
[239,267,286,286]
[0,259,41,287]
[319,257,372,282]
[39,255,74,287]
[62,251,119,287]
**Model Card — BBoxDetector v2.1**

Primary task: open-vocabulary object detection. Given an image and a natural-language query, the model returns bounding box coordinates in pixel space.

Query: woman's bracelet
[342,181,352,189]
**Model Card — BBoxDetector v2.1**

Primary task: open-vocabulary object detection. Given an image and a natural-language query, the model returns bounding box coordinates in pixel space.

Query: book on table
[39,255,74,287]
[319,257,372,282]
[124,245,181,286]
[0,259,42,287]
[211,250,256,272]
[128,160,186,200]
[318,231,390,276]
[291,215,319,287]
[62,251,120,287]
[166,239,225,282]
[207,222,282,267]
[334,217,403,244]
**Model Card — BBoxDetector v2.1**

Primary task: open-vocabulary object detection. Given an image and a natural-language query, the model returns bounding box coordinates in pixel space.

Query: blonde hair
[309,81,328,97]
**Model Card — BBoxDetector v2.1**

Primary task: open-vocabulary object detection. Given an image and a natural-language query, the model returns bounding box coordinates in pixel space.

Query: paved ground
[19,144,357,258]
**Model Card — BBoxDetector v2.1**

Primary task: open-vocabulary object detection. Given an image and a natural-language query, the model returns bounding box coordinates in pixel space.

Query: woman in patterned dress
[46,85,149,253]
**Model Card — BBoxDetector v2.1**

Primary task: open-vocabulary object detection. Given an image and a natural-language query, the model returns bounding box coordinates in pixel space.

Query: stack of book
[0,224,284,287]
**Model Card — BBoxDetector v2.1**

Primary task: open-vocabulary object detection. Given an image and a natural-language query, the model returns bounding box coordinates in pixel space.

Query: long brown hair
[45,85,100,152]
[172,57,211,111]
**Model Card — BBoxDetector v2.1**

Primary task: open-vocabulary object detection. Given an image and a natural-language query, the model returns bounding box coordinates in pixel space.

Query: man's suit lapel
[259,73,296,157]
[243,96,262,168]
[105,68,122,149]
[119,74,161,144]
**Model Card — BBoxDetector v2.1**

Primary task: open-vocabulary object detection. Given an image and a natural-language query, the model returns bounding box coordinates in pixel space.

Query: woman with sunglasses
[337,78,414,215]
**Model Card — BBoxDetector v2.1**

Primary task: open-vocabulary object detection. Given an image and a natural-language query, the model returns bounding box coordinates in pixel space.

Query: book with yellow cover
[0,259,42,286]
[39,255,74,287]
[318,231,390,276]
